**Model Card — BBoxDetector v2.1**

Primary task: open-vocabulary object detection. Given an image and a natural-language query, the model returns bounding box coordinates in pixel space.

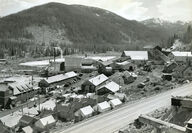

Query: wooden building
[39,71,78,88]
[81,74,108,93]
[121,51,148,65]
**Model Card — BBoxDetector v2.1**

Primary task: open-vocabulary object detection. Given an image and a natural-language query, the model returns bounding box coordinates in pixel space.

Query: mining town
[0,1,192,133]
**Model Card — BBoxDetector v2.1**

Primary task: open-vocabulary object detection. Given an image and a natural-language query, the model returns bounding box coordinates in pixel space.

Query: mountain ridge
[0,2,188,53]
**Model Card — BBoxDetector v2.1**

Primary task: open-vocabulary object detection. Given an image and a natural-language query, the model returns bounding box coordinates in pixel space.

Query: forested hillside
[0,2,188,58]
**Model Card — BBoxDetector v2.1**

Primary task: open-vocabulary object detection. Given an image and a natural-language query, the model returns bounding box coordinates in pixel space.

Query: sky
[0,0,192,22]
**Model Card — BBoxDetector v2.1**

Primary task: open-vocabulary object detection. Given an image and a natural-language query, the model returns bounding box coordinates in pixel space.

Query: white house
[79,105,94,118]
[97,101,111,113]
[109,98,122,108]
[35,115,56,131]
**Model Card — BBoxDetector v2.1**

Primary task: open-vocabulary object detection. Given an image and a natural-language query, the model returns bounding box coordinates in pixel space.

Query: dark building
[0,83,11,108]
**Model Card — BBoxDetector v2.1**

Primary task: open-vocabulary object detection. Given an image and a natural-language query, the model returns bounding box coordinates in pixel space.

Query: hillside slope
[0,3,187,52]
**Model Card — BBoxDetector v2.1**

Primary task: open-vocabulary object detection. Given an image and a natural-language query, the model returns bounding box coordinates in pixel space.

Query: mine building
[39,71,78,88]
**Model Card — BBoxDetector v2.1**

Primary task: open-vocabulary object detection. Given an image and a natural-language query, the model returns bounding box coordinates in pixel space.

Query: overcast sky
[0,0,192,22]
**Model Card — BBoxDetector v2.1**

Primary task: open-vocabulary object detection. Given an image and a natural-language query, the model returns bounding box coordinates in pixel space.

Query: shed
[19,115,36,127]
[109,98,122,108]
[79,105,94,118]
[97,101,111,113]
[22,126,33,133]
[35,115,56,131]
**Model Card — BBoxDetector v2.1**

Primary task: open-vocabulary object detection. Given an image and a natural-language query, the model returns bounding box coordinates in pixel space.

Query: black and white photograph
[0,0,192,133]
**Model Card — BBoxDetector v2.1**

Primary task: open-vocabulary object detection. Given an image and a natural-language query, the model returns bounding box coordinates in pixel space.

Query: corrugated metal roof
[123,51,148,60]
[9,81,32,95]
[44,71,77,84]
[88,74,108,86]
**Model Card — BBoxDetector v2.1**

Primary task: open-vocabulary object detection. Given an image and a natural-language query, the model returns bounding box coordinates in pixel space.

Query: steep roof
[79,106,94,116]
[88,74,108,86]
[109,98,122,106]
[38,115,56,127]
[22,126,33,133]
[8,81,32,95]
[98,81,120,93]
[19,115,34,124]
[43,71,77,84]
[123,51,148,60]
[97,101,110,110]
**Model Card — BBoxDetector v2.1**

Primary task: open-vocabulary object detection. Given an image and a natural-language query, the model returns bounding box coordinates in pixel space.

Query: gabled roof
[43,71,77,84]
[23,107,38,117]
[109,98,122,106]
[171,51,192,57]
[80,106,94,116]
[22,126,33,133]
[122,51,148,60]
[97,101,110,110]
[98,81,120,93]
[8,81,32,95]
[88,74,108,86]
[38,115,56,127]
[19,115,34,124]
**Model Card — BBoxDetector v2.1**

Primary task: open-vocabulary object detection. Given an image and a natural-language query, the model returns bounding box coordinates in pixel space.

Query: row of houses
[75,99,122,121]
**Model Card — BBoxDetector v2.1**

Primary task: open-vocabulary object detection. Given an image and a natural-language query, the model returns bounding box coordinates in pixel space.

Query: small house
[109,98,122,108]
[163,61,177,73]
[79,105,94,118]
[34,115,56,131]
[162,73,172,81]
[97,101,111,113]
[81,74,108,93]
[97,81,120,95]
[19,115,37,128]
[21,126,33,133]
